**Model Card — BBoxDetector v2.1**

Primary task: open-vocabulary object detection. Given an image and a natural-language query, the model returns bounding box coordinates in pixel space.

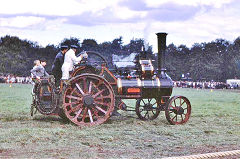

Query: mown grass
[0,83,239,158]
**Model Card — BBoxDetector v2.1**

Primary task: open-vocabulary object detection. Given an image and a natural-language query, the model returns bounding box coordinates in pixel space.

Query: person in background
[51,45,68,87]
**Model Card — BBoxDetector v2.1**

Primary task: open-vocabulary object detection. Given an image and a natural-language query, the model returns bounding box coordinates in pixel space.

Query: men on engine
[61,45,88,80]
[51,45,68,86]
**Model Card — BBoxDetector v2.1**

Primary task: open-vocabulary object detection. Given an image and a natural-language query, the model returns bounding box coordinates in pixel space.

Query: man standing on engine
[61,45,87,81]
[52,45,68,86]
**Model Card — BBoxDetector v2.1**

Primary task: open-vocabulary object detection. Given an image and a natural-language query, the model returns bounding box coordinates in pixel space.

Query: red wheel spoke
[95,97,104,101]
[81,108,88,122]
[142,100,146,105]
[88,81,93,94]
[83,77,87,93]
[64,101,79,106]
[95,95,112,101]
[144,111,148,118]
[93,109,99,119]
[180,100,186,106]
[93,89,105,98]
[72,103,83,112]
[72,108,83,122]
[66,95,82,101]
[92,83,100,91]
[174,99,177,107]
[72,89,82,97]
[151,110,156,115]
[95,101,109,107]
[96,80,103,88]
[88,109,93,123]
[171,115,177,121]
[75,83,85,95]
[95,106,107,114]
[181,114,184,121]
[169,105,177,110]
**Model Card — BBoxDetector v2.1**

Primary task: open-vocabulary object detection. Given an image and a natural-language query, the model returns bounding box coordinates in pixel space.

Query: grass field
[0,83,239,159]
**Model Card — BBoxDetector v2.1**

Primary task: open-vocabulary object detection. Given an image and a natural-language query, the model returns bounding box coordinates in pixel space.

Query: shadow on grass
[32,115,71,124]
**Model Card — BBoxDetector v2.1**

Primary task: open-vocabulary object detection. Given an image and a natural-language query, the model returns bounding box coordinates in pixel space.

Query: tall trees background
[0,35,240,82]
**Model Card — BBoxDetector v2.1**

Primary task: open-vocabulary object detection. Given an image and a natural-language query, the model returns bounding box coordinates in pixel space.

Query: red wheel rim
[165,96,191,125]
[63,74,114,127]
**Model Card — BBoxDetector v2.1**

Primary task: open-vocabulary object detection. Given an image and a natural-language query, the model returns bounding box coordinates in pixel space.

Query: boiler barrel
[117,78,173,98]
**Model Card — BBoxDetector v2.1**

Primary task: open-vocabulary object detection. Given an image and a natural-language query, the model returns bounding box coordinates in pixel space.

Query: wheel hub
[83,95,94,107]
[177,106,184,115]
[144,104,153,111]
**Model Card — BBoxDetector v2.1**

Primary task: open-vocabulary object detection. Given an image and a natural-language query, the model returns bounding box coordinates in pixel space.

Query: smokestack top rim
[156,32,168,36]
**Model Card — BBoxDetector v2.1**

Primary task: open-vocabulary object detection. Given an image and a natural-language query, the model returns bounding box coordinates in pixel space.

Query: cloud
[0,16,45,29]
[119,0,150,11]
[65,7,143,26]
[146,3,201,21]
[0,0,239,49]
[0,0,220,29]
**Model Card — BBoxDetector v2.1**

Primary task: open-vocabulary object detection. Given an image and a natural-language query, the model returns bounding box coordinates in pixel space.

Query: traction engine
[31,32,191,127]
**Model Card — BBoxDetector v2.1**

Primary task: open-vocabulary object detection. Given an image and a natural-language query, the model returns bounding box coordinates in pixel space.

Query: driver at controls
[61,45,88,80]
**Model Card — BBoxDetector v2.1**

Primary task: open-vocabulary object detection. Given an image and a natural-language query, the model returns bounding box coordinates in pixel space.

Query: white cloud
[0,0,83,15]
[145,0,234,8]
[0,0,122,16]
[0,0,239,50]
[114,6,146,20]
[0,16,45,28]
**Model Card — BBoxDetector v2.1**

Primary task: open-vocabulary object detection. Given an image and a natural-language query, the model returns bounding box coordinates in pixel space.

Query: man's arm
[44,69,49,76]
[71,51,83,64]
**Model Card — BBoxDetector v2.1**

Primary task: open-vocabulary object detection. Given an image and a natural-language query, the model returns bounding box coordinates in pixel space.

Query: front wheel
[165,96,191,125]
[135,98,160,120]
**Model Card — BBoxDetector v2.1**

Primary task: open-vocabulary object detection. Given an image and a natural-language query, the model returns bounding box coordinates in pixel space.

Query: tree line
[0,35,240,82]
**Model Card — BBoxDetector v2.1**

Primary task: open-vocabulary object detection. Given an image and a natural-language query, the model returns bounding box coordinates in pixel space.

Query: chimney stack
[156,32,167,71]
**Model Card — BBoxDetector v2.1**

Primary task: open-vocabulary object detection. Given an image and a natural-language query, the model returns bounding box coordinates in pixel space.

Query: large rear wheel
[63,74,115,127]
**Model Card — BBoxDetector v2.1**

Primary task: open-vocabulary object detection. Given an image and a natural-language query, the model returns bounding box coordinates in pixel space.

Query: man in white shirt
[61,45,88,80]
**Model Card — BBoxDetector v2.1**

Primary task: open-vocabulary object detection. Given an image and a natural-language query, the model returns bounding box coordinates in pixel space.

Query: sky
[0,0,239,52]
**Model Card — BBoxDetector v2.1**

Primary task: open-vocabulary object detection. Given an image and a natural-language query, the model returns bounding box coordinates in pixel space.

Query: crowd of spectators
[0,74,32,84]
[174,81,233,89]
[1,73,238,90]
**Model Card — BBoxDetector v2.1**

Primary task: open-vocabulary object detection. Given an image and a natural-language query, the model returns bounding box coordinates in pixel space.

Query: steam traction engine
[31,33,191,127]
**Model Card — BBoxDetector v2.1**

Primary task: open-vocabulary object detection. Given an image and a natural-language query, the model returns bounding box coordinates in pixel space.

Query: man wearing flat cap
[61,45,88,80]
[51,45,68,86]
